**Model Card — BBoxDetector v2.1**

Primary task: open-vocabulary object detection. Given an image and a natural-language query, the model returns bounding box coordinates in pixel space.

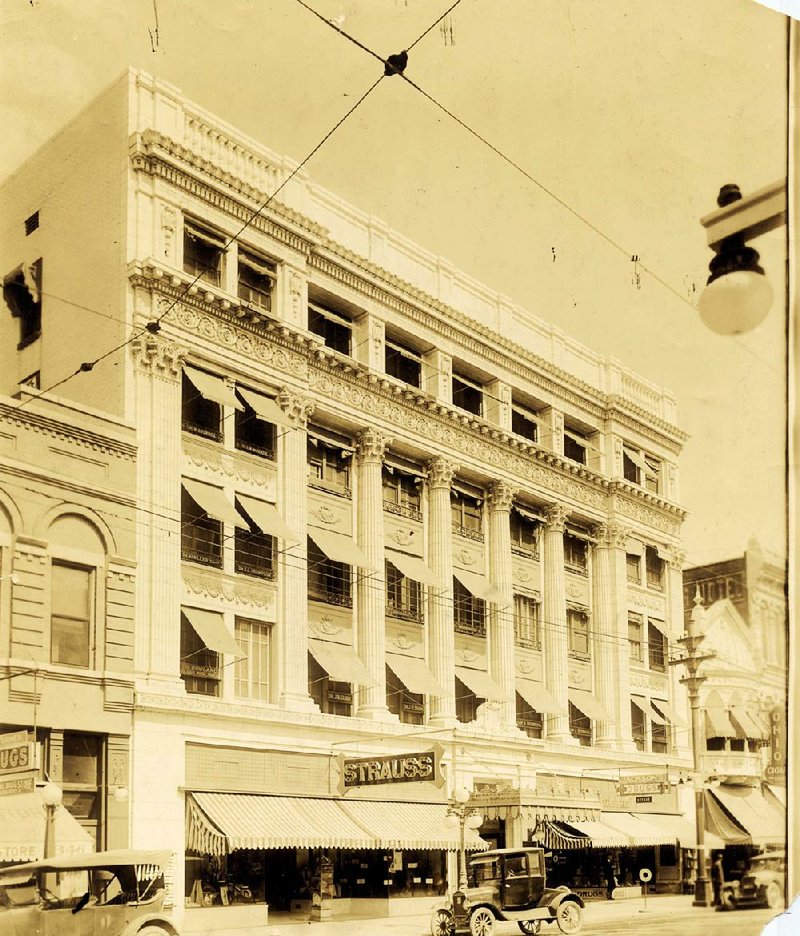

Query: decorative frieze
[183,567,275,611]
[183,441,276,489]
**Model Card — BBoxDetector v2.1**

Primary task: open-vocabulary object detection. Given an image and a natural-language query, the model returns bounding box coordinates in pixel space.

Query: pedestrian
[604,857,616,901]
[711,854,725,907]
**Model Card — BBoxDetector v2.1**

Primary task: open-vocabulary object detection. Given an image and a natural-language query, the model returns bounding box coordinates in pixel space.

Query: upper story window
[626,552,642,584]
[386,665,424,725]
[513,594,540,649]
[511,403,538,443]
[308,652,352,716]
[180,611,220,697]
[182,370,223,442]
[382,465,422,519]
[651,720,670,754]
[4,259,42,350]
[184,221,225,287]
[181,485,223,568]
[453,577,486,637]
[51,562,93,668]
[385,338,422,387]
[623,445,661,494]
[307,537,352,607]
[385,561,423,623]
[237,249,276,312]
[516,693,543,739]
[451,488,483,539]
[648,621,667,671]
[234,388,277,460]
[234,617,271,702]
[567,607,590,659]
[563,533,587,574]
[563,427,589,465]
[510,508,539,556]
[631,701,647,751]
[452,372,483,416]
[25,211,40,235]
[455,676,480,724]
[234,498,276,580]
[628,613,644,663]
[645,546,664,590]
[569,702,592,747]
[308,302,352,355]
[307,430,352,497]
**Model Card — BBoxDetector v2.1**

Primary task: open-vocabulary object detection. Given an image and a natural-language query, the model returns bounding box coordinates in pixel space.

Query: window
[234,498,275,580]
[308,302,352,355]
[513,594,540,649]
[182,372,222,441]
[453,577,486,637]
[237,249,275,312]
[623,445,661,494]
[628,614,644,663]
[651,720,670,754]
[51,563,92,667]
[563,428,588,465]
[385,338,422,387]
[455,676,480,724]
[563,534,587,574]
[183,221,224,286]
[510,509,539,555]
[569,702,592,746]
[181,486,222,568]
[516,693,543,739]
[645,546,664,590]
[631,701,647,751]
[234,392,276,459]
[385,561,422,622]
[307,537,352,606]
[626,552,641,584]
[567,607,590,659]
[307,434,351,496]
[452,373,483,416]
[511,405,538,443]
[235,617,271,702]
[386,665,424,725]
[180,612,220,696]
[451,490,483,538]
[308,652,352,716]
[25,211,39,235]
[62,732,101,848]
[382,465,422,519]
[648,622,667,671]
[4,259,42,349]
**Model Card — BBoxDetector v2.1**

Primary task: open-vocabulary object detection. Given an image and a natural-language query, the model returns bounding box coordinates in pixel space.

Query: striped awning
[598,812,676,846]
[729,707,769,741]
[705,707,737,739]
[531,820,589,851]
[560,818,629,848]
[703,791,750,844]
[338,801,488,852]
[709,785,785,846]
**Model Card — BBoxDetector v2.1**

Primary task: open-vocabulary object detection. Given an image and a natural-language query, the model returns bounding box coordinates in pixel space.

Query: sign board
[764,705,786,783]
[617,775,670,796]
[338,748,442,793]
[0,731,34,776]
[0,774,35,796]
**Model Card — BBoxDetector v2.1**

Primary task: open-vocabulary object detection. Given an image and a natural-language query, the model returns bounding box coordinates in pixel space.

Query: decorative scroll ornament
[487,480,517,512]
[355,427,390,463]
[276,389,315,428]
[310,615,343,637]
[130,335,186,380]
[312,505,339,526]
[391,528,415,547]
[426,456,456,490]
[543,503,570,532]
[592,522,629,550]
[456,548,477,567]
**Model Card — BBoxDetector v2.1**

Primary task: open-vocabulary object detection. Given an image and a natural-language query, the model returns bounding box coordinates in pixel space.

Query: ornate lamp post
[41,782,63,859]
[446,785,482,928]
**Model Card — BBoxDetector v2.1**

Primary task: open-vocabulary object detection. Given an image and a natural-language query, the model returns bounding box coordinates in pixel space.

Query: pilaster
[353,314,385,371]
[424,350,452,403]
[666,545,692,758]
[487,480,517,729]
[539,408,564,456]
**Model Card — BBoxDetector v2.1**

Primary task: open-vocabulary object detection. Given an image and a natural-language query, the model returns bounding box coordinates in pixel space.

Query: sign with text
[339,749,441,792]
[764,705,786,783]
[617,774,670,796]
[0,775,35,796]
[0,731,34,776]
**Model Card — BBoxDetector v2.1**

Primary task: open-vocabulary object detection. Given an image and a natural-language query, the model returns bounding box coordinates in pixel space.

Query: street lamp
[41,782,63,860]
[446,784,482,928]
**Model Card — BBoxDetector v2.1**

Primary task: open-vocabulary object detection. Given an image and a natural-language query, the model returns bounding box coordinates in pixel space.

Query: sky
[0,0,790,568]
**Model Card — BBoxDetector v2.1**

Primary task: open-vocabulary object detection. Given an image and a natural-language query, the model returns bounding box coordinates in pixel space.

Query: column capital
[427,456,456,490]
[543,503,570,532]
[592,521,629,550]
[130,335,186,381]
[487,480,517,512]
[355,427,391,464]
[276,389,315,428]
[665,545,687,571]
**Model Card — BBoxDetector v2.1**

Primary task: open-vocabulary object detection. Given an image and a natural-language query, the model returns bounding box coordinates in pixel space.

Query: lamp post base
[692,875,711,907]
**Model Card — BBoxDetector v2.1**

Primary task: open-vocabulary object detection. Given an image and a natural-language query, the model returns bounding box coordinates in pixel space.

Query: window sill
[511,546,540,560]
[454,623,487,638]
[452,525,484,542]
[565,564,588,577]
[383,500,423,522]
[308,479,352,499]
[568,651,591,662]
[308,592,353,608]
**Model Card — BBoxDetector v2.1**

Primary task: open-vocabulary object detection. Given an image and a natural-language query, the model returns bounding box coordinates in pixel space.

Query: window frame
[452,372,484,417]
[567,606,591,660]
[386,664,424,725]
[651,720,670,754]
[510,509,539,556]
[513,593,541,649]
[307,435,352,497]
[181,371,222,442]
[647,621,667,672]
[381,465,422,519]
[180,611,221,697]
[234,389,276,460]
[563,429,588,465]
[234,498,276,581]
[453,577,486,637]
[50,561,94,669]
[628,613,644,663]
[563,533,588,574]
[511,404,538,443]
[631,700,647,751]
[569,702,592,747]
[451,489,483,539]
[307,537,352,607]
[455,675,481,724]
[308,301,353,355]
[308,652,352,716]
[645,546,664,591]
[516,692,544,738]
[385,560,423,623]
[181,485,223,568]
[385,338,422,387]
[234,617,272,702]
[183,220,225,287]
[626,552,642,585]
[237,248,276,313]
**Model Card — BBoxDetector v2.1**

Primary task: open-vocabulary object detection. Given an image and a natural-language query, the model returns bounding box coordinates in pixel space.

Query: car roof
[752,852,786,860]
[0,849,172,878]
[470,848,542,859]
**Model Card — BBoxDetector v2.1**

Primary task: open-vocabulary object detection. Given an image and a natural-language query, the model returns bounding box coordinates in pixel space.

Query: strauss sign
[337,747,443,793]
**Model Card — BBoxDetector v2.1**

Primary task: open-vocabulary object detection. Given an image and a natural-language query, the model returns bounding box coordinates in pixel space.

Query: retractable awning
[184,366,243,410]
[625,538,644,556]
[643,813,725,851]
[385,549,443,588]
[729,707,768,740]
[599,812,676,846]
[647,701,668,725]
[182,607,241,655]
[308,639,376,687]
[386,653,444,695]
[183,478,249,529]
[308,527,377,570]
[455,666,505,701]
[705,707,737,739]
[236,387,292,427]
[516,678,565,714]
[561,818,629,848]
[650,698,686,727]
[339,801,488,852]
[703,791,750,844]
[568,688,612,722]
[0,789,94,862]
[709,785,785,846]
[452,567,503,603]
[532,821,589,851]
[237,494,299,542]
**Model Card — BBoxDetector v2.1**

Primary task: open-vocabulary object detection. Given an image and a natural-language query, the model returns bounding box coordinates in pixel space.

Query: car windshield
[750,856,784,872]
[469,858,501,886]
[0,879,38,908]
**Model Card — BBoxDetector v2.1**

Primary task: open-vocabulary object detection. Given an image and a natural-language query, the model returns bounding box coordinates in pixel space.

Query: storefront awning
[709,785,785,846]
[705,707,737,739]
[516,678,565,715]
[237,494,299,543]
[452,568,504,603]
[236,387,292,427]
[184,366,243,410]
[308,639,376,687]
[308,527,378,570]
[568,688,612,722]
[0,789,94,863]
[597,812,676,846]
[729,707,768,740]
[642,812,725,851]
[650,698,686,727]
[182,607,241,655]
[702,791,751,844]
[561,818,629,848]
[625,538,644,556]
[385,549,443,588]
[455,666,505,701]
[532,820,589,851]
[386,653,444,695]
[183,478,249,529]
[338,801,488,852]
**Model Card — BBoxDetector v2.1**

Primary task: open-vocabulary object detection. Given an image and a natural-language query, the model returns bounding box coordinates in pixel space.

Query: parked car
[720,852,785,911]
[431,847,584,935]
[0,848,179,936]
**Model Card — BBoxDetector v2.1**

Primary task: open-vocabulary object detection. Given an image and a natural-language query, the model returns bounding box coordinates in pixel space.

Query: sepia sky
[0,0,789,568]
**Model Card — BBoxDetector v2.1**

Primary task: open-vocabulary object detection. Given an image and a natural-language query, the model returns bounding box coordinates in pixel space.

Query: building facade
[1,69,695,926]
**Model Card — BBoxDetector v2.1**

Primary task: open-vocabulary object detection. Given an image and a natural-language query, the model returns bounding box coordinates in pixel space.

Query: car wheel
[556,900,583,935]
[469,907,496,936]
[431,907,455,936]
[136,927,171,936]
[766,882,783,910]
[518,921,542,934]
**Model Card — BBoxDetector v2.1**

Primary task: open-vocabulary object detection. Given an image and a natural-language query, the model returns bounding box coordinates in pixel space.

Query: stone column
[592,522,636,751]
[355,428,393,719]
[542,503,575,743]
[426,457,456,727]
[276,390,317,710]
[487,480,517,728]
[666,545,692,758]
[131,336,185,691]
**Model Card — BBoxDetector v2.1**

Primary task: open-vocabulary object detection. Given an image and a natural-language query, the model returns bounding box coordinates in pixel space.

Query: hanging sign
[764,705,786,783]
[337,747,442,793]
[0,731,34,776]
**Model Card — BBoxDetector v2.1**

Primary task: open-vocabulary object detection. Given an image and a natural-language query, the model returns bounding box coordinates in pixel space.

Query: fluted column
[592,522,636,750]
[277,390,316,710]
[356,428,393,720]
[488,480,517,728]
[666,545,692,758]
[542,503,575,743]
[131,336,186,691]
[427,457,456,727]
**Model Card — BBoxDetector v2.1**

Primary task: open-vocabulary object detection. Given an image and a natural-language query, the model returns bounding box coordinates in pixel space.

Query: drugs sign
[0,732,33,776]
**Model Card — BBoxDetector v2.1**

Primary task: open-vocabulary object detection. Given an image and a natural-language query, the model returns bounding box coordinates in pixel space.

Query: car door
[502,854,532,908]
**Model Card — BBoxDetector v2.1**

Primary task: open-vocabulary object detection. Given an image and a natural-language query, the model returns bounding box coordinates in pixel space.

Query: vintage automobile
[0,848,179,936]
[720,851,785,911]
[431,847,584,935]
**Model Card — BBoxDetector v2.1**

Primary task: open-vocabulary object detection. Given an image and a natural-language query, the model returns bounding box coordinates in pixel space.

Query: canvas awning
[455,666,505,702]
[598,812,676,846]
[386,653,444,695]
[516,678,565,714]
[308,639,376,686]
[532,821,589,851]
[385,549,443,588]
[568,688,612,722]
[182,478,249,529]
[338,801,488,852]
[308,527,377,570]
[237,494,299,542]
[709,785,785,846]
[182,607,241,655]
[729,707,768,740]
[236,387,292,427]
[705,707,737,739]
[625,538,644,556]
[650,698,686,727]
[623,447,649,473]
[561,818,629,848]
[452,567,503,603]
[643,812,725,851]
[0,789,94,863]
[647,701,668,725]
[183,366,242,410]
[703,791,751,844]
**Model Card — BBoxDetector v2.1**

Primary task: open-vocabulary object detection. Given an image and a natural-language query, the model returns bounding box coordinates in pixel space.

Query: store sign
[0,775,35,797]
[617,774,669,796]
[0,731,34,776]
[340,749,441,790]
[764,705,786,783]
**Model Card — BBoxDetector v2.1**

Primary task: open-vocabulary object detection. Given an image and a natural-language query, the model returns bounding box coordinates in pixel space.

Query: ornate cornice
[355,427,390,464]
[487,480,516,512]
[0,405,136,463]
[427,456,456,490]
[130,333,186,381]
[543,504,570,532]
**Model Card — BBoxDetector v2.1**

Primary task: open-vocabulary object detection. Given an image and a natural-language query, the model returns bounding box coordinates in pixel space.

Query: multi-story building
[1,69,695,926]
